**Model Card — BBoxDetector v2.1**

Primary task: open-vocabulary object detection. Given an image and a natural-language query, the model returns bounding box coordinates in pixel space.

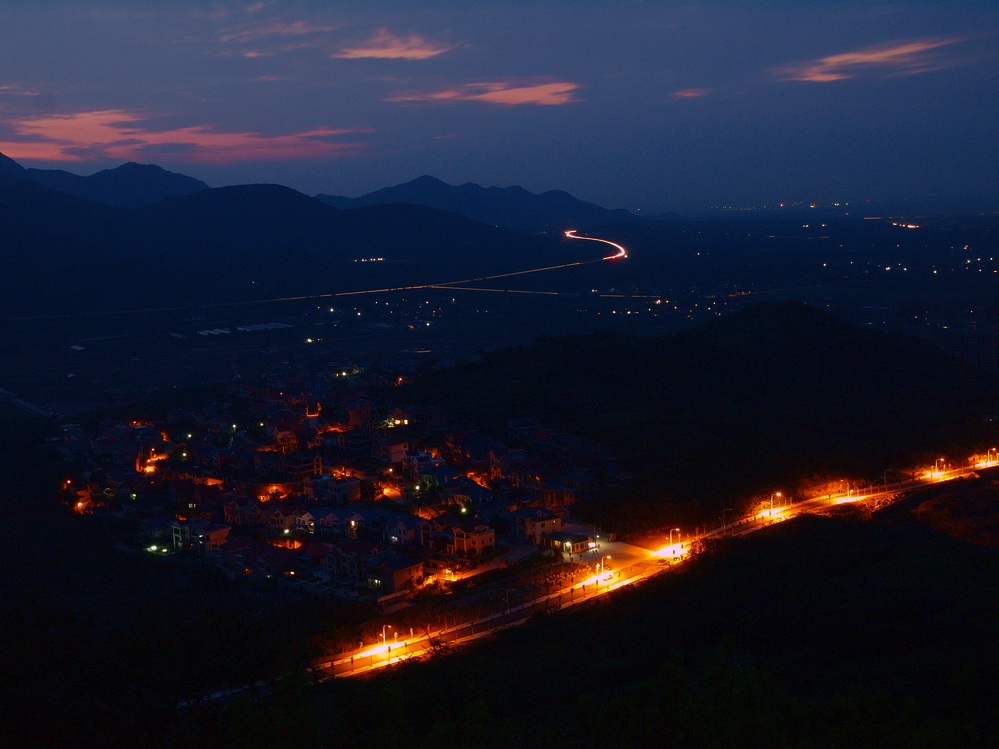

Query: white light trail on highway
[564,229,627,259]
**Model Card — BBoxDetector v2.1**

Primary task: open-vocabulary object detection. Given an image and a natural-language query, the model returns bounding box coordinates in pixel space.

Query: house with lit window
[170,519,230,556]
[451,522,495,556]
[542,531,593,555]
[506,506,563,544]
[364,550,424,593]
[267,503,304,531]
[383,514,422,545]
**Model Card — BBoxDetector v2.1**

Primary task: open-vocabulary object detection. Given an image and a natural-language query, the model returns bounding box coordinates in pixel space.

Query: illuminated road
[670,461,990,549]
[318,554,655,679]
[305,454,998,682]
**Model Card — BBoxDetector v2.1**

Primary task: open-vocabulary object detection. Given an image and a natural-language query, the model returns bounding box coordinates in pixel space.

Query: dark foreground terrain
[4,406,997,749]
[292,498,999,749]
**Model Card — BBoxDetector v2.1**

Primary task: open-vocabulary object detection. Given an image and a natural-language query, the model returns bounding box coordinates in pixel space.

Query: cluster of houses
[55,377,625,603]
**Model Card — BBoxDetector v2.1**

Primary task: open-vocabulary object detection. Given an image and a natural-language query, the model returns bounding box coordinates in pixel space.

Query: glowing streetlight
[599,555,612,573]
[769,492,782,513]
[935,457,945,474]
[988,448,997,465]
[382,624,393,646]
[669,527,681,546]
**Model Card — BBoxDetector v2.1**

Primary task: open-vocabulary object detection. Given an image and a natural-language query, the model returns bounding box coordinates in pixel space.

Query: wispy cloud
[0,110,370,163]
[215,18,340,58]
[0,85,41,98]
[776,37,961,82]
[387,78,579,106]
[672,88,708,99]
[332,28,454,60]
[218,20,339,45]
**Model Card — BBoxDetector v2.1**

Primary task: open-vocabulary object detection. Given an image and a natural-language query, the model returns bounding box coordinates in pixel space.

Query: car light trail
[5,231,629,318]
[564,229,627,259]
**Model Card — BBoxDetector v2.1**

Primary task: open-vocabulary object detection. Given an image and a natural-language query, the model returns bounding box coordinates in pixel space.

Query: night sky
[1,1,996,213]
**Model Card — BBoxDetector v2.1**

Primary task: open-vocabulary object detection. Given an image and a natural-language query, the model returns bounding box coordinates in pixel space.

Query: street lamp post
[935,457,945,474]
[769,492,781,515]
[595,555,612,589]
[669,527,680,547]
[722,508,732,535]
[988,448,997,465]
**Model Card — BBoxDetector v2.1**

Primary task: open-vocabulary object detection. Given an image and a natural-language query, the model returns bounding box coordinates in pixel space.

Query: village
[55,366,633,613]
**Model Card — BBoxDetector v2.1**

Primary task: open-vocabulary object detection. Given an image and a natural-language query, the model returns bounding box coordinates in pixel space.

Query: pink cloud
[672,88,708,99]
[332,28,454,60]
[0,109,370,164]
[776,37,960,82]
[387,79,579,106]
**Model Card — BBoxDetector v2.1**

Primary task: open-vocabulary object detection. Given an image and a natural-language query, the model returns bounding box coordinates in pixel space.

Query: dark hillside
[403,302,998,528]
[0,182,561,315]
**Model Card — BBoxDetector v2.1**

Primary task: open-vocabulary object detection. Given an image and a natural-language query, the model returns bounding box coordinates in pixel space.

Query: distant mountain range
[0,152,640,230]
[316,175,640,232]
[0,153,208,206]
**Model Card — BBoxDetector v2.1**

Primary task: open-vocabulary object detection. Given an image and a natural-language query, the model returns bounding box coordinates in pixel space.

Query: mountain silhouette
[0,152,208,205]
[316,175,640,232]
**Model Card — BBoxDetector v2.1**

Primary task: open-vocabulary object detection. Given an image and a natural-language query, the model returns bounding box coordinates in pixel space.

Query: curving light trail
[4,230,629,319]
[564,229,627,260]
[421,230,627,294]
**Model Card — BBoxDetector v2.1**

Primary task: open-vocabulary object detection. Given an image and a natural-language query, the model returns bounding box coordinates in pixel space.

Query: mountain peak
[410,175,449,186]
[0,151,27,175]
[16,159,210,206]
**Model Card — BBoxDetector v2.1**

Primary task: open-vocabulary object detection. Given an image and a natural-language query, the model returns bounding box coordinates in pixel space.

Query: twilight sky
[1,1,996,213]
